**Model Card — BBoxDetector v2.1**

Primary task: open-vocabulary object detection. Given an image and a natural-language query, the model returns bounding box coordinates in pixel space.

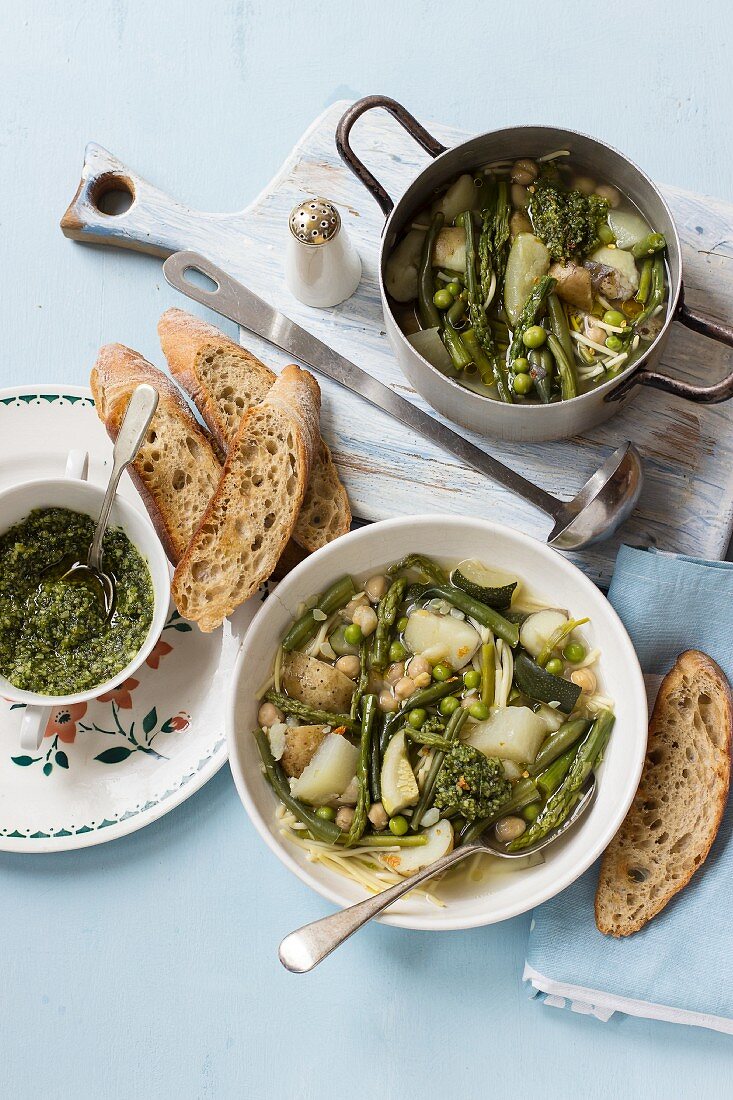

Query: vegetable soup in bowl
[227,516,647,930]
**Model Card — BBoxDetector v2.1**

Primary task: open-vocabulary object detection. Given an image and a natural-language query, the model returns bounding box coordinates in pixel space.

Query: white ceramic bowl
[227,516,647,930]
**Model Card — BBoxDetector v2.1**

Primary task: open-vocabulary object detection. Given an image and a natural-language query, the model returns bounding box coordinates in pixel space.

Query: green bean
[481,642,495,706]
[535,744,578,801]
[461,327,498,389]
[459,777,540,844]
[264,690,358,731]
[357,834,428,848]
[346,694,376,845]
[636,257,653,304]
[546,332,578,400]
[528,718,590,775]
[387,554,447,585]
[528,348,553,403]
[370,710,383,803]
[628,232,666,260]
[442,319,473,372]
[409,706,468,832]
[428,585,519,647]
[547,293,575,365]
[282,575,356,652]
[379,678,461,753]
[372,577,408,671]
[419,212,444,329]
[253,726,343,843]
[628,254,666,335]
[509,710,615,850]
[447,296,466,326]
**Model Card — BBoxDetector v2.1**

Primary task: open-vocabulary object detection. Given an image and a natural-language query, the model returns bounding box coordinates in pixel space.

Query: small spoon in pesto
[56,384,158,617]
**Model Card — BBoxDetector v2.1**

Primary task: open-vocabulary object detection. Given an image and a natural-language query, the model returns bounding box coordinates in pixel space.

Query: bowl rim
[0,475,171,707]
[226,514,647,930]
[379,121,680,417]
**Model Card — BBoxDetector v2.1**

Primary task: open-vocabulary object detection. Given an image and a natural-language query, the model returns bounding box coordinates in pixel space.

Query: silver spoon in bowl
[53,384,158,616]
[278,779,596,973]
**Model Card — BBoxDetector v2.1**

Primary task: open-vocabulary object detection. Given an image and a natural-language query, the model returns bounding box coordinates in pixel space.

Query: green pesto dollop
[0,507,154,695]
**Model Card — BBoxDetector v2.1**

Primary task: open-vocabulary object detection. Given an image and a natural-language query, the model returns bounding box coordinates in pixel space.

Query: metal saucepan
[336,95,733,442]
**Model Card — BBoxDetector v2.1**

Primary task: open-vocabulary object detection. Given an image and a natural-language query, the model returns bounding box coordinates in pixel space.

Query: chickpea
[258,702,284,727]
[368,802,389,830]
[573,175,596,196]
[335,654,361,679]
[595,183,621,208]
[495,816,527,844]
[364,574,388,603]
[344,594,368,621]
[510,183,529,210]
[394,676,416,701]
[570,667,597,694]
[352,604,378,637]
[510,210,533,238]
[511,158,539,186]
[378,689,398,713]
[385,661,405,686]
[407,655,431,679]
[412,672,432,689]
[335,806,355,831]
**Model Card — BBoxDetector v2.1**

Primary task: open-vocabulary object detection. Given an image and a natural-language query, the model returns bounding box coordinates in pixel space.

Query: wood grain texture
[61,105,733,585]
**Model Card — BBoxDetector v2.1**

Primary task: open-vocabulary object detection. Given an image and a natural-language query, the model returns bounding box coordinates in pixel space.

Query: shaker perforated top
[289,198,341,245]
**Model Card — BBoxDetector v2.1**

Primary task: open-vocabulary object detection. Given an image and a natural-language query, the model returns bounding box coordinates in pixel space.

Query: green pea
[433,288,453,310]
[603,309,625,327]
[468,701,490,720]
[463,669,481,690]
[522,802,541,823]
[315,806,336,821]
[389,815,409,836]
[605,335,623,352]
[439,695,460,716]
[389,640,407,663]
[407,708,427,729]
[432,663,452,682]
[512,356,530,374]
[512,372,534,396]
[563,641,586,664]
[522,325,546,349]
[344,623,363,645]
[447,281,461,297]
[545,657,564,677]
[396,616,409,633]
[597,222,615,245]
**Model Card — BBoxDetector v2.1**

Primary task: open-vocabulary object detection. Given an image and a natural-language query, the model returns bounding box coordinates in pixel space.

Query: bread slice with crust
[595,650,732,937]
[158,308,351,552]
[171,364,321,632]
[90,344,222,563]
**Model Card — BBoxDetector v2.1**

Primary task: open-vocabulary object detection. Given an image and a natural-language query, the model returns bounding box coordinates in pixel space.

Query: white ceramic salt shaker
[285,197,361,308]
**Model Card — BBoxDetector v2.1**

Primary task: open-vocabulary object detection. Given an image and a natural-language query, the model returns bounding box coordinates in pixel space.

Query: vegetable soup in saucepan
[386,152,668,405]
[253,554,614,906]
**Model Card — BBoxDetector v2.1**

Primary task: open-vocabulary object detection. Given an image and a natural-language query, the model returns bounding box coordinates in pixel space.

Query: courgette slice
[451,559,518,610]
[513,650,581,714]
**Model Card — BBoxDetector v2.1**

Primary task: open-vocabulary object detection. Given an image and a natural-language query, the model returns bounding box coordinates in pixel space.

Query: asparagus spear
[463,210,513,402]
[387,554,447,584]
[409,705,468,832]
[350,638,371,721]
[264,690,357,731]
[507,275,556,364]
[508,709,615,850]
[372,577,408,671]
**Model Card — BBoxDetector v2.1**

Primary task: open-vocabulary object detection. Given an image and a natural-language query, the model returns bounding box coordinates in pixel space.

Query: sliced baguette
[158,308,351,552]
[595,650,732,937]
[90,344,221,563]
[171,364,321,631]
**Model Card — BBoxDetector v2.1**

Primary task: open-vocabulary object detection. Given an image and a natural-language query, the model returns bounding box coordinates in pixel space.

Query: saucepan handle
[336,95,447,218]
[608,293,733,404]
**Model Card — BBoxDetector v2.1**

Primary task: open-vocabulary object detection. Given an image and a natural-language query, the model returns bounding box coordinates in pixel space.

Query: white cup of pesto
[0,450,171,751]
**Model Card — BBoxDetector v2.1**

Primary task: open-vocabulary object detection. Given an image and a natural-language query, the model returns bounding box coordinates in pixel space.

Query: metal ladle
[163,252,643,550]
[55,384,158,615]
[279,778,596,973]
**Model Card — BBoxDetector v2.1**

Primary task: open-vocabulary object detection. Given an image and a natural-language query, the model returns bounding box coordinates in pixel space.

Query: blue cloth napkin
[524,545,733,1034]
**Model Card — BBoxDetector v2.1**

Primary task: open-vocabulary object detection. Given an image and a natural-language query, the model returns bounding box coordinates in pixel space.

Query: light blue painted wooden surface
[2,1,733,1097]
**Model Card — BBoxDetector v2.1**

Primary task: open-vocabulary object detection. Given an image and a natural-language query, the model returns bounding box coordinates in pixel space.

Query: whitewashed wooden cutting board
[65,102,733,586]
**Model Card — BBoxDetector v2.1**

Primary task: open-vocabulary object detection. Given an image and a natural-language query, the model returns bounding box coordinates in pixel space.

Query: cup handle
[65,449,89,481]
[19,705,52,752]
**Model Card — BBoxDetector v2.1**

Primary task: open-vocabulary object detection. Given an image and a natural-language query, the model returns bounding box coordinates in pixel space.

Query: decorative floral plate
[0,386,256,852]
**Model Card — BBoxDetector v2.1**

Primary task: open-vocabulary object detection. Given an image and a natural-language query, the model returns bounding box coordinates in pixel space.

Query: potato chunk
[281,651,355,713]
[548,262,593,311]
[280,725,327,779]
